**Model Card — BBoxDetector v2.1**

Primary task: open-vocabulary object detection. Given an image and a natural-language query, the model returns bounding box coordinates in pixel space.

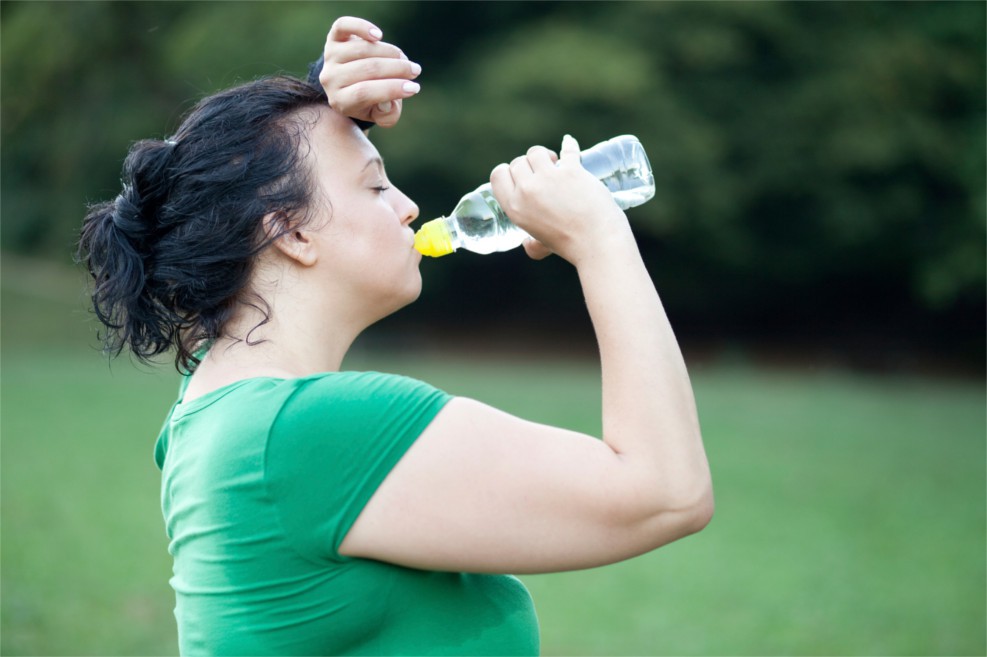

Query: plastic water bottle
[413,135,655,257]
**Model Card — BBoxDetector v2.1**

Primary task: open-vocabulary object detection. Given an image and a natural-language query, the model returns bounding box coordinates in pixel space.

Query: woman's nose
[397,189,419,226]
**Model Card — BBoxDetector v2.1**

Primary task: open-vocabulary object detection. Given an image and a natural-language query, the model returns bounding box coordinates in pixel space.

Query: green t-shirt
[154,371,540,656]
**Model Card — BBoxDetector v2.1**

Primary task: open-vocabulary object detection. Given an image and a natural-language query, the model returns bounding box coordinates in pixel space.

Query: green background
[2,255,984,655]
[1,1,985,655]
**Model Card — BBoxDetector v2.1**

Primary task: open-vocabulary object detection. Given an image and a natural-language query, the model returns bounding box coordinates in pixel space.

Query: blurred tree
[1,1,983,362]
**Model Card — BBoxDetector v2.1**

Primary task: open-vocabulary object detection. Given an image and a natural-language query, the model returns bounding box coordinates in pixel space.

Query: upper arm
[338,397,704,574]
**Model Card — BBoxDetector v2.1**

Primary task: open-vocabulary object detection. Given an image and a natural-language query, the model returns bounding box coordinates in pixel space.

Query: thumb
[370,99,403,128]
[558,134,580,168]
[523,238,553,261]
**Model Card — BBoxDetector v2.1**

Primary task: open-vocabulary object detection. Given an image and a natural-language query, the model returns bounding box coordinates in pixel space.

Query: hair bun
[110,185,150,242]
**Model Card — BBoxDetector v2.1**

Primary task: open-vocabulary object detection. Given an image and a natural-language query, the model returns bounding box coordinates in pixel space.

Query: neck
[200,263,370,379]
[208,311,358,378]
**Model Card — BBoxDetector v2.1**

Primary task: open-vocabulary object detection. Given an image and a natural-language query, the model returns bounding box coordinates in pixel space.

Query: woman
[79,16,713,657]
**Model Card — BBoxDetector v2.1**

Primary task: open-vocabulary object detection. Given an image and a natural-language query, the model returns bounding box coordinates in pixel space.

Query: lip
[407,234,422,260]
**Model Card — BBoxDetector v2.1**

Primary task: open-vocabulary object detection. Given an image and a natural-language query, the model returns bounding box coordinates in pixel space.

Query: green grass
[2,255,985,655]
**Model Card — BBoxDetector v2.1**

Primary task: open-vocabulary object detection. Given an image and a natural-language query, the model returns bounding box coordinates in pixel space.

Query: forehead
[305,106,379,174]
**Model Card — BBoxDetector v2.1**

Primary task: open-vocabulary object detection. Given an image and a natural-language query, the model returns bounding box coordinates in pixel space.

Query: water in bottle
[413,135,655,258]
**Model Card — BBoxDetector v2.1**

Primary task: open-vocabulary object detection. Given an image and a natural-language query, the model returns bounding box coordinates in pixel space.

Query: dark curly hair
[77,75,329,373]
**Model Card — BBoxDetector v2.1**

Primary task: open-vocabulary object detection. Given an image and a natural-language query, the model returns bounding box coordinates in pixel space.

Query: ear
[264,211,318,267]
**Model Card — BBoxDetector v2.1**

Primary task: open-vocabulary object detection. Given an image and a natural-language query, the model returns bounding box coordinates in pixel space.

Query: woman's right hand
[489,135,633,267]
[319,17,422,128]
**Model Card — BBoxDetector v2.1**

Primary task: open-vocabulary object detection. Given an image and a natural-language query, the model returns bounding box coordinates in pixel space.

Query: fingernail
[377,101,393,113]
[410,62,422,76]
[369,26,383,39]
[402,81,420,94]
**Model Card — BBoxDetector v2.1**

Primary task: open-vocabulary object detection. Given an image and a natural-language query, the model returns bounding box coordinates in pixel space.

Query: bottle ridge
[414,135,655,258]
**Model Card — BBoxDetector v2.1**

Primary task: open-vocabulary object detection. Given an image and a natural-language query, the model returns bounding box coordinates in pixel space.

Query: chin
[378,273,423,319]
[400,275,423,308]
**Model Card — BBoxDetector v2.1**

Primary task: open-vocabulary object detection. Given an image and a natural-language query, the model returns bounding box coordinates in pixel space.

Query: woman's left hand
[319,16,422,128]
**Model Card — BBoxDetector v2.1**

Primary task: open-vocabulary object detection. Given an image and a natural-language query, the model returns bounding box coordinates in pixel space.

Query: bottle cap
[413,218,455,257]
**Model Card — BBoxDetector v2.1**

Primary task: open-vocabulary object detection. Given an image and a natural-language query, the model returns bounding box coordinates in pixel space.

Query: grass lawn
[2,255,985,655]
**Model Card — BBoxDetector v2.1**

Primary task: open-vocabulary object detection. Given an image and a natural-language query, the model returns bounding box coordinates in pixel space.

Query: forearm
[576,228,711,513]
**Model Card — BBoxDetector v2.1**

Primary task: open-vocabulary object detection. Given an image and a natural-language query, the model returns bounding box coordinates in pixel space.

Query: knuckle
[349,39,375,60]
[318,70,333,88]
[362,59,385,79]
[350,85,372,104]
[328,17,346,37]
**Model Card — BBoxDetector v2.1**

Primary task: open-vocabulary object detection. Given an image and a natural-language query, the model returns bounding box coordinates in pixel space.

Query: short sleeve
[265,372,451,563]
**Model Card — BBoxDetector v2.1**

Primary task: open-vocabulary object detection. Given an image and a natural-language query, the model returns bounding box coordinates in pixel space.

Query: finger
[509,154,535,183]
[489,162,514,201]
[370,99,403,128]
[526,145,555,172]
[327,16,383,44]
[333,79,420,113]
[325,38,406,66]
[558,134,581,168]
[523,238,554,261]
[328,57,421,88]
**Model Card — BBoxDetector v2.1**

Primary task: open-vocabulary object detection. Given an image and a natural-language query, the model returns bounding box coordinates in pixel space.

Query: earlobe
[265,212,318,267]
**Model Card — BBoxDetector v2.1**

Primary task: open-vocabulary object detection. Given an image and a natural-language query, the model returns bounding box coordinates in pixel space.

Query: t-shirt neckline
[174,377,286,418]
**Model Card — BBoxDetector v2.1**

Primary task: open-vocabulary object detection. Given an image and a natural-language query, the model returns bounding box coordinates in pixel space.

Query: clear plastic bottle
[414,135,655,257]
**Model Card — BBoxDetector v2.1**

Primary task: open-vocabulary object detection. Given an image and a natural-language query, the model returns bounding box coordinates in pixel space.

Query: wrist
[567,213,637,270]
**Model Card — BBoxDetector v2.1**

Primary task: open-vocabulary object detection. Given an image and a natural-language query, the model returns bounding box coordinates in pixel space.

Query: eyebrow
[362,156,384,173]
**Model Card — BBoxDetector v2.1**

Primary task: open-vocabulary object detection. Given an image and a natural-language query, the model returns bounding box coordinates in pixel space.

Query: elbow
[617,472,715,548]
[657,474,715,541]
[683,483,715,535]
[620,480,713,555]
[609,456,714,548]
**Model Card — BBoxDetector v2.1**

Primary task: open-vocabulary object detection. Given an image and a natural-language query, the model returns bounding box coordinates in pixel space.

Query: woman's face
[304,107,422,318]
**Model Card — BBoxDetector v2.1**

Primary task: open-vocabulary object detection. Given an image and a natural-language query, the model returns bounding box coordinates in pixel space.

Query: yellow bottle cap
[413,218,455,257]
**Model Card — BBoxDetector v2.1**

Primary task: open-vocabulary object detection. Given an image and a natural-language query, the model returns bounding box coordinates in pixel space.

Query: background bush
[1,1,984,364]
